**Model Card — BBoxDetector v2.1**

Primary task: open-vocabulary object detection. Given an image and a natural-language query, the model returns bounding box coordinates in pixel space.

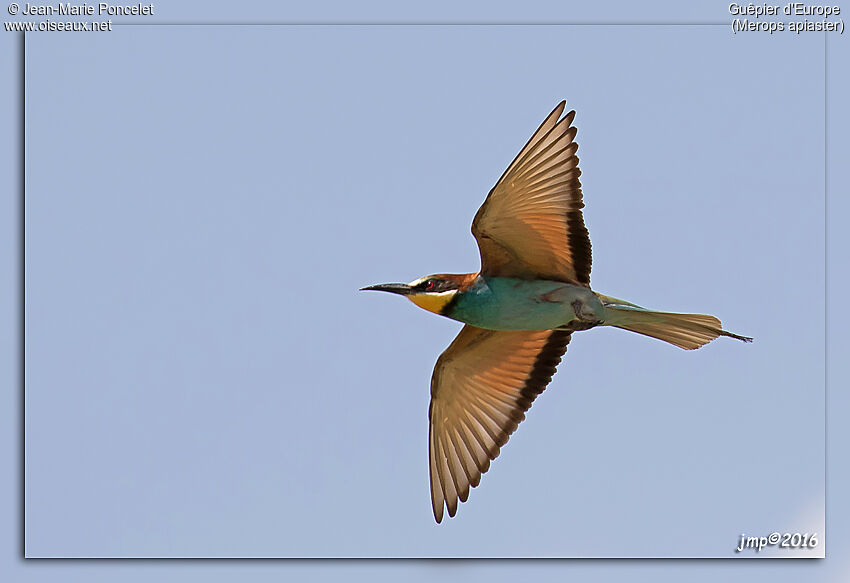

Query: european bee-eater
[362,102,751,523]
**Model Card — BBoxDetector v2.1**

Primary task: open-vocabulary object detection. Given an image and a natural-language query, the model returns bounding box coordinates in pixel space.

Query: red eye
[425,280,436,291]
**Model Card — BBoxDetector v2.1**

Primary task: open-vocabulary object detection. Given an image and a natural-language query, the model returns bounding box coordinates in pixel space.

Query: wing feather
[428,325,571,522]
[472,103,591,285]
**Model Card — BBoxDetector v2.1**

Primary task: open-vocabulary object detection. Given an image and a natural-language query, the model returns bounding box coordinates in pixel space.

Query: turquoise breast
[447,276,602,331]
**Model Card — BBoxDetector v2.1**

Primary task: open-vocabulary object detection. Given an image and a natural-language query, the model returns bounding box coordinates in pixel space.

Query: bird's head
[361,273,472,315]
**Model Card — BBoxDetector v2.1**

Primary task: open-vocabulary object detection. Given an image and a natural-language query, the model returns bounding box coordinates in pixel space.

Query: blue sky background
[2,0,848,580]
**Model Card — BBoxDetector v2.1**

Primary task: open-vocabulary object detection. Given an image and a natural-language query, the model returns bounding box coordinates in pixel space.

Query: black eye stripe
[418,279,453,293]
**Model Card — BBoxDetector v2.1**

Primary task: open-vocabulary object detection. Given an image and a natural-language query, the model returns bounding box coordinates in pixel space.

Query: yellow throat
[409,291,456,315]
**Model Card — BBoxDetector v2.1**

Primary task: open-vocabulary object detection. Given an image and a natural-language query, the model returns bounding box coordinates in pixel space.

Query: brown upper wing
[428,325,571,522]
[472,101,591,286]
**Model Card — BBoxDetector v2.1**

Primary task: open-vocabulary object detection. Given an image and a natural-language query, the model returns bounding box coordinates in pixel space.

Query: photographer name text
[18,2,153,16]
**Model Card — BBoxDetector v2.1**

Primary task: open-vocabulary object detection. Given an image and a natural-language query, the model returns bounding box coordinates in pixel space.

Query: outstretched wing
[428,325,571,522]
[472,101,592,286]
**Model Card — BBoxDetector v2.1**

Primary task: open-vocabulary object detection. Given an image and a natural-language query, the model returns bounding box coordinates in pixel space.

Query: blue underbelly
[448,277,602,331]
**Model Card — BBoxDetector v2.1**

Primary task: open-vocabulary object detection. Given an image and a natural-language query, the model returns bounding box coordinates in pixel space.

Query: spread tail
[598,295,752,350]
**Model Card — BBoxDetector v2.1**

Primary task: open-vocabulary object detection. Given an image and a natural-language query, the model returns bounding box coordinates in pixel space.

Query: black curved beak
[360,283,412,296]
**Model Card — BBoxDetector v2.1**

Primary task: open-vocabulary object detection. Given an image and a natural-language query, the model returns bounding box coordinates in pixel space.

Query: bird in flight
[361,102,751,523]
